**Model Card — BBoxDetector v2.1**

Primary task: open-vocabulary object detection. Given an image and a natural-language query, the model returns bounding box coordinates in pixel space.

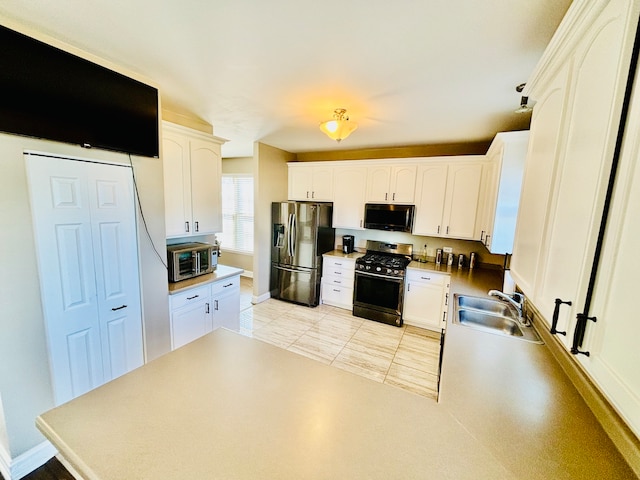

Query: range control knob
[376,266,382,272]
[393,269,399,275]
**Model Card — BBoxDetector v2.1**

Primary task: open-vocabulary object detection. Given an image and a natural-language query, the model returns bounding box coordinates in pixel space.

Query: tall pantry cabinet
[162,122,226,238]
[510,0,640,448]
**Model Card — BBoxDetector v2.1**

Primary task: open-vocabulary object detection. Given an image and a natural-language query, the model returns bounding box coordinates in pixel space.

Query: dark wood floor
[1,457,73,480]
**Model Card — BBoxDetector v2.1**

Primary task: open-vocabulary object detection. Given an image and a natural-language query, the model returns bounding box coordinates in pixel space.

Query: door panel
[26,154,143,405]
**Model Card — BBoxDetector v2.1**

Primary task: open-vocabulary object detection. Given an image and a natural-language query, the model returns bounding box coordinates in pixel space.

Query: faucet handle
[511,292,524,304]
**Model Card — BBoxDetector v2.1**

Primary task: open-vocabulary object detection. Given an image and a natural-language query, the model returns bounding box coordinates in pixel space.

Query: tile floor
[237,277,441,400]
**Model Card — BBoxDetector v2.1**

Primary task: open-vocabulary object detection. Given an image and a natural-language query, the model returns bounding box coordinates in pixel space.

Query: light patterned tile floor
[238,280,442,400]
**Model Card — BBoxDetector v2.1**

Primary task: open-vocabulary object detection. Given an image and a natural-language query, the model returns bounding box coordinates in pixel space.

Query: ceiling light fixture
[319,108,358,142]
[515,96,533,113]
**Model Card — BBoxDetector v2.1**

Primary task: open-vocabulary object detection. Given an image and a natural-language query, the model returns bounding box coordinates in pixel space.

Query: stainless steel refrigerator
[271,202,335,307]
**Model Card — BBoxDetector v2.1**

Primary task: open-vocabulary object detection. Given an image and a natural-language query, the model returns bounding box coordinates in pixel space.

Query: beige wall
[295,141,492,162]
[253,143,292,301]
[0,133,170,459]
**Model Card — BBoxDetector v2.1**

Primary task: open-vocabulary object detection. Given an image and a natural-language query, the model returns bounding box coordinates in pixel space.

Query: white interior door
[26,154,143,405]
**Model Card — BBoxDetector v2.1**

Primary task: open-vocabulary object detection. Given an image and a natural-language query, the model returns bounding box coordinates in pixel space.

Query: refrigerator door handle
[274,265,313,274]
[291,213,297,258]
[287,213,294,257]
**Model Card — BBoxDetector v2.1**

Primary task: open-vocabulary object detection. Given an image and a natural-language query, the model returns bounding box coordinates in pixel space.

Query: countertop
[36,262,636,479]
[168,264,244,294]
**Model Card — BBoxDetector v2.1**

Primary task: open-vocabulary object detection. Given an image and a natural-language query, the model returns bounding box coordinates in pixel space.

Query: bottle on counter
[469,252,476,269]
[447,253,454,266]
[436,249,442,265]
[421,244,428,263]
[458,254,465,268]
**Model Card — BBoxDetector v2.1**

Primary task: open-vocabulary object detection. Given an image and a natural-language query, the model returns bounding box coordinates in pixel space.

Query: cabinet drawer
[322,265,355,281]
[323,274,354,288]
[322,282,353,308]
[170,284,210,310]
[323,257,356,270]
[406,269,447,285]
[211,275,240,296]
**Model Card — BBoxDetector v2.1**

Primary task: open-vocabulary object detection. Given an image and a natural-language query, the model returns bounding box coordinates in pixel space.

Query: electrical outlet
[443,247,453,253]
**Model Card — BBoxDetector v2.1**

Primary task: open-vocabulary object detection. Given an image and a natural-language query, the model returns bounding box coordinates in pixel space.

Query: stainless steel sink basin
[457,310,523,337]
[457,295,515,317]
[453,294,543,344]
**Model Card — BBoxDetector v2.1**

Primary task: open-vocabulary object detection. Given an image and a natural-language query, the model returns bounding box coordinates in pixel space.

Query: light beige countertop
[168,264,244,294]
[322,249,364,260]
[37,329,517,480]
[36,261,636,479]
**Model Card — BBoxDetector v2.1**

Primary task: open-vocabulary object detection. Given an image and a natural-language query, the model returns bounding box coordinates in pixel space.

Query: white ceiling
[0,1,572,158]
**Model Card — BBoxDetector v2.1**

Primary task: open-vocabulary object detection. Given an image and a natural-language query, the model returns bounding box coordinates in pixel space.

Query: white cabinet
[211,276,241,331]
[162,122,226,238]
[170,275,241,350]
[332,165,367,229]
[170,285,212,350]
[26,154,143,405]
[510,0,640,444]
[413,159,483,239]
[288,164,334,201]
[321,255,356,310]
[477,132,529,254]
[403,268,450,331]
[366,164,416,203]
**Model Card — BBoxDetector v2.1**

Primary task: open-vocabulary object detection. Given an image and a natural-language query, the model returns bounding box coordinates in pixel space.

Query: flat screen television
[0,25,159,158]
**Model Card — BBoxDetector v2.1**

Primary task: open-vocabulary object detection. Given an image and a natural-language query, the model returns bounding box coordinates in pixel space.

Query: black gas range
[353,241,413,327]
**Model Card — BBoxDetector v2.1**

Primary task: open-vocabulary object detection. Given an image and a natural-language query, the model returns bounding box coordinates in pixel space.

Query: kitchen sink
[457,295,515,317]
[453,295,543,344]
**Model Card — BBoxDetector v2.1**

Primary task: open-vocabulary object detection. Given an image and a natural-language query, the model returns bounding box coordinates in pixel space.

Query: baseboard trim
[530,307,640,477]
[252,291,271,304]
[0,440,56,480]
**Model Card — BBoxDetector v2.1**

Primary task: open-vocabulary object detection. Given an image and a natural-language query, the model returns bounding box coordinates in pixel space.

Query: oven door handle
[355,271,403,282]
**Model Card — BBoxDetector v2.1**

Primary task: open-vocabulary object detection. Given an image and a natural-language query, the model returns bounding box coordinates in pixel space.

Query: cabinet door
[333,165,367,229]
[403,281,444,331]
[212,277,241,331]
[510,64,570,299]
[190,138,222,235]
[162,132,191,237]
[442,163,483,239]
[310,166,334,201]
[413,163,448,236]
[171,298,212,350]
[288,166,314,200]
[366,165,392,202]
[390,165,417,203]
[26,155,143,405]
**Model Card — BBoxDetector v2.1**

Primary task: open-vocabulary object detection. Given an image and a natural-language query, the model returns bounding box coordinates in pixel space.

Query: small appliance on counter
[342,235,355,254]
[167,242,216,282]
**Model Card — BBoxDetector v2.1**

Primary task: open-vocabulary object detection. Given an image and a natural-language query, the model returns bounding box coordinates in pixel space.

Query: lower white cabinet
[403,269,450,331]
[211,277,241,331]
[321,255,356,310]
[170,275,241,350]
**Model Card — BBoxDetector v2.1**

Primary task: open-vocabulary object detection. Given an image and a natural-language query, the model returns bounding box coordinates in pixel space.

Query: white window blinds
[219,174,254,253]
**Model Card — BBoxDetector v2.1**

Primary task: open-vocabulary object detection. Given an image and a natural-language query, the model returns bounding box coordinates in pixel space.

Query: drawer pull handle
[421,276,431,280]
[223,283,233,288]
[335,262,342,266]
[187,294,200,300]
[111,304,127,311]
[550,298,571,336]
[333,289,341,292]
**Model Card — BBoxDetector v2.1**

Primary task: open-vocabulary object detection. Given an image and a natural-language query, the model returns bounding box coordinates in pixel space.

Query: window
[219,174,254,253]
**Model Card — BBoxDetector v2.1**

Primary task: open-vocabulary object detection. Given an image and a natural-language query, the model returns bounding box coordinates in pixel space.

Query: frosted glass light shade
[319,108,358,142]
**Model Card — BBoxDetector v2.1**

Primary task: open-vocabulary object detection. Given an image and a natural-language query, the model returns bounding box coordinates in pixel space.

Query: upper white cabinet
[365,164,416,203]
[288,164,334,201]
[477,131,529,254]
[413,158,484,239]
[510,0,640,443]
[332,165,367,229]
[162,122,226,238]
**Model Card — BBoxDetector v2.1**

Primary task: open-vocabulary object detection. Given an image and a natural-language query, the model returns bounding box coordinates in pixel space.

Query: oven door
[353,271,404,326]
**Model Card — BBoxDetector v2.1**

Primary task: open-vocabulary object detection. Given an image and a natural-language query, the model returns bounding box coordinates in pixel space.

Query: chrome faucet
[488,290,529,326]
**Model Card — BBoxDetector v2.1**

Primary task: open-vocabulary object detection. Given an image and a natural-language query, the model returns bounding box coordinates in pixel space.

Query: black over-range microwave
[363,203,415,232]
